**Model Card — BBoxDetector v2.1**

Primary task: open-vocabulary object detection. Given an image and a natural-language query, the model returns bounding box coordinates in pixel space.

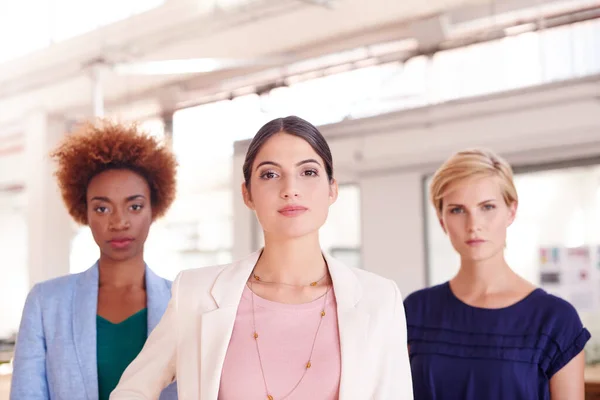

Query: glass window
[460,41,505,98]
[320,184,362,268]
[572,19,600,77]
[173,95,263,183]
[261,20,599,122]
[539,25,574,83]
[430,47,464,103]
[501,32,543,90]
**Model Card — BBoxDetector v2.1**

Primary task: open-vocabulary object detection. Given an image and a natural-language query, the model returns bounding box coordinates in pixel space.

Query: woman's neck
[452,252,516,295]
[254,233,327,286]
[98,254,145,289]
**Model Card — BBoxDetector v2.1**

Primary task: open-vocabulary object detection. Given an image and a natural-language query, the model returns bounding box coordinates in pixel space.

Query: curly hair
[50,119,178,225]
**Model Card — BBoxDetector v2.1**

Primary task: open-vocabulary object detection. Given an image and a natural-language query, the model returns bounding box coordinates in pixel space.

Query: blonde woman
[110,116,413,400]
[404,148,590,400]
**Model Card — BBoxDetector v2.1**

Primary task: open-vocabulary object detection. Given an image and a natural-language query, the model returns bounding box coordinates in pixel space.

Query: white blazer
[110,250,413,400]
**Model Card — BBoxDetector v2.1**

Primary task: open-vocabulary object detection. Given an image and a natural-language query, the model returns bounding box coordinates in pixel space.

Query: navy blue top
[404,282,591,400]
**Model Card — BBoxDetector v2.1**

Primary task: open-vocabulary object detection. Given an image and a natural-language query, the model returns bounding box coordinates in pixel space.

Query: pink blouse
[219,285,341,399]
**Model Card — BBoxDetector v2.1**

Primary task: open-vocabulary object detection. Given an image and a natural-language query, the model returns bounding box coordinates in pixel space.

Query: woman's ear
[507,200,518,227]
[242,183,254,210]
[439,217,447,234]
[329,179,339,206]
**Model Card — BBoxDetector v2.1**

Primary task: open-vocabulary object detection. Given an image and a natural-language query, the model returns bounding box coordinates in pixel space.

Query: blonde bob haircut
[429,148,518,217]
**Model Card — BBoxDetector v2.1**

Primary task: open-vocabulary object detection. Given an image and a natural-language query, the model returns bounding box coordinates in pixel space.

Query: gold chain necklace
[249,280,330,400]
[251,271,328,287]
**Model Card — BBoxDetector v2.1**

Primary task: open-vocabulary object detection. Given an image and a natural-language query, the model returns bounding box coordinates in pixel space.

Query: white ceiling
[0,0,590,128]
[0,0,489,127]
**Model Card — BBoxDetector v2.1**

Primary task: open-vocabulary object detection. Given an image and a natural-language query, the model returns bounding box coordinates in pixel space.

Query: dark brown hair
[50,119,178,225]
[242,116,334,188]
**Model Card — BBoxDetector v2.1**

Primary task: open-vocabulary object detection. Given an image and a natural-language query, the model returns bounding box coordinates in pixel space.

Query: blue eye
[483,204,496,210]
[449,207,463,214]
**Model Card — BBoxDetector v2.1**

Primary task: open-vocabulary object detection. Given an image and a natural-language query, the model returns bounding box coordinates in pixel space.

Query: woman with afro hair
[10,120,179,400]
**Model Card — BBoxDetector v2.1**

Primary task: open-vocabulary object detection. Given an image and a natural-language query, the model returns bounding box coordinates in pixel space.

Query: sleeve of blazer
[374,280,414,400]
[10,284,50,400]
[110,272,182,400]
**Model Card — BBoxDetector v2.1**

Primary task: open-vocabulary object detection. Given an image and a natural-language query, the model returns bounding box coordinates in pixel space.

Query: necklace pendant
[321,310,326,317]
[267,395,274,400]
[306,361,312,369]
[254,274,261,281]
[253,332,259,339]
[310,281,317,286]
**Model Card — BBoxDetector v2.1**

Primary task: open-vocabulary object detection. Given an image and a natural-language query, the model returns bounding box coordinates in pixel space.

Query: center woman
[110,116,413,400]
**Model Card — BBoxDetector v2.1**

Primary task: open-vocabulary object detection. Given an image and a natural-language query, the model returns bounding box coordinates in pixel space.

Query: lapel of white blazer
[72,263,100,400]
[199,250,261,399]
[325,253,370,400]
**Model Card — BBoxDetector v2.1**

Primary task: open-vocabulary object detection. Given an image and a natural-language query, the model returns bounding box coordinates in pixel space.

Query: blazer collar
[200,253,258,399]
[72,262,171,400]
[145,266,172,333]
[323,252,362,310]
[201,249,367,400]
[73,263,100,400]
[209,250,260,308]
[325,253,369,399]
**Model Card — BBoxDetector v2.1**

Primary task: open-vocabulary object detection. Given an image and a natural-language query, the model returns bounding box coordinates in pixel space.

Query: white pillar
[0,203,28,338]
[24,112,74,288]
[359,171,427,298]
[232,143,259,260]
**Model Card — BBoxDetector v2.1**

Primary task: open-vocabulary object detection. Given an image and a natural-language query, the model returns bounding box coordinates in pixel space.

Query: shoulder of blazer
[352,267,397,293]
[29,272,82,303]
[345,267,400,311]
[177,263,229,289]
[172,263,230,310]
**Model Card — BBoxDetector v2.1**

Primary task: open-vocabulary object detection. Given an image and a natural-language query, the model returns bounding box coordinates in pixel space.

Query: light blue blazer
[10,263,178,400]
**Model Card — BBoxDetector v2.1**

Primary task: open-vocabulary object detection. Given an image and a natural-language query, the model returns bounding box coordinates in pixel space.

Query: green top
[97,308,148,400]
